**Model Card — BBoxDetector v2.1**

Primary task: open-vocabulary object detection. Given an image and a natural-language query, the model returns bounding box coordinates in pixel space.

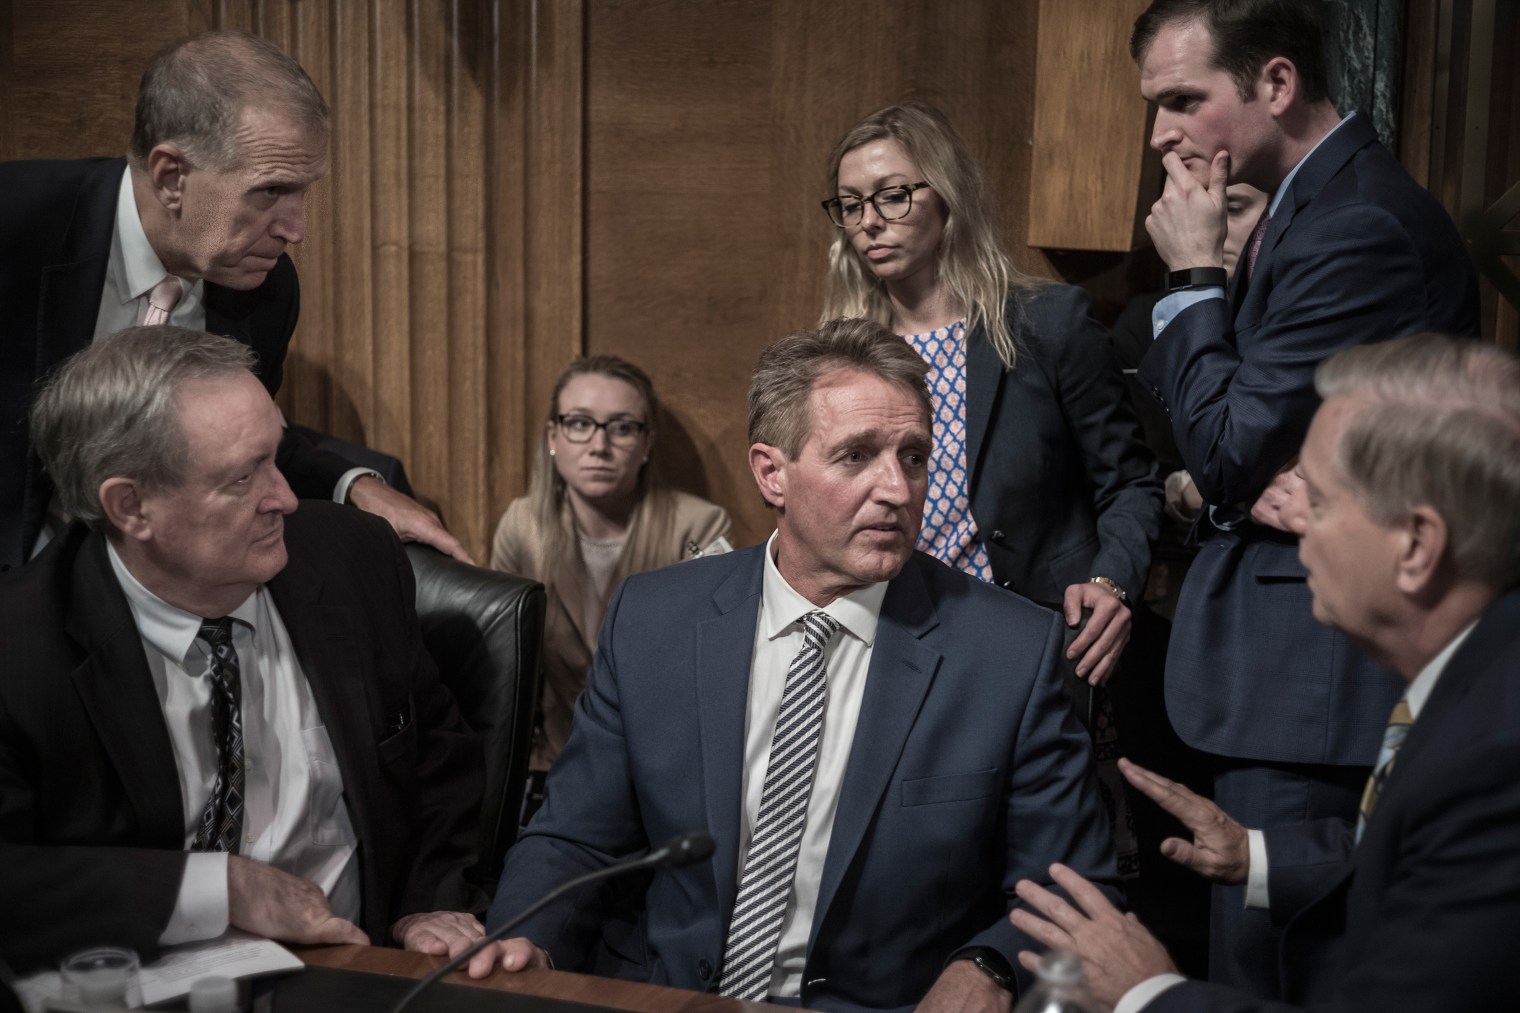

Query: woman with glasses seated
[491,356,732,775]
[819,102,1162,873]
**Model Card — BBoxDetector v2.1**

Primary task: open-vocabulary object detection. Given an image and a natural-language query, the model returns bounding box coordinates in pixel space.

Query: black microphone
[390,831,715,1012]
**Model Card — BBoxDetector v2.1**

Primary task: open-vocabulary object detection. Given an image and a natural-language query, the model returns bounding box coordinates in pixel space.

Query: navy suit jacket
[0,502,484,970]
[966,286,1161,607]
[489,546,1120,1012]
[1148,588,1520,1012]
[1138,115,1479,765]
[0,157,351,567]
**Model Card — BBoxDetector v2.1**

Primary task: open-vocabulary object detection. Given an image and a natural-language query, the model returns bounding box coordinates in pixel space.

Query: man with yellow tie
[1010,333,1520,1012]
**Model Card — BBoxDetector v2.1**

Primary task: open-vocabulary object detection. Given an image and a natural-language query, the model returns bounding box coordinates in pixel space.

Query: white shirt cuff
[159,852,230,945]
[1116,973,1188,1013]
[335,467,384,504]
[1245,828,1270,909]
[1151,288,1225,338]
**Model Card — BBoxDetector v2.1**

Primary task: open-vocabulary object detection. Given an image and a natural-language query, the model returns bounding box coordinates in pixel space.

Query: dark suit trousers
[1208,759,1366,998]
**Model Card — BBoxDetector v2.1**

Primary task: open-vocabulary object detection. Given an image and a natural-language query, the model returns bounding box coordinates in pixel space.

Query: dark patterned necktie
[1245,208,1272,280]
[719,610,840,1001]
[191,617,245,854]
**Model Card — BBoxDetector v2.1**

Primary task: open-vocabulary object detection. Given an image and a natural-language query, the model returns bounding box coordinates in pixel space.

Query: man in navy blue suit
[1009,333,1520,1012]
[480,319,1120,1012]
[1128,0,1479,994]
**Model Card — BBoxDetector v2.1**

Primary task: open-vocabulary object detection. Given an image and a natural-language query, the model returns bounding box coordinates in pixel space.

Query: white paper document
[15,931,303,1011]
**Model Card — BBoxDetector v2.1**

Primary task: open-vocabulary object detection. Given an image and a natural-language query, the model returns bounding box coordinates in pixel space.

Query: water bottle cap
[189,974,240,1013]
[1037,949,1084,984]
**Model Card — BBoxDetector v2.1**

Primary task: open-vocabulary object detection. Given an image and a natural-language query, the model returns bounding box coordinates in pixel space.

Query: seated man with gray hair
[1012,333,1520,1012]
[484,317,1120,1012]
[0,326,488,972]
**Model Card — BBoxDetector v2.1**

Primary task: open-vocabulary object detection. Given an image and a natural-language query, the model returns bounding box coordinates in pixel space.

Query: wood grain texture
[1027,0,1156,251]
[0,0,1182,554]
[299,943,773,1012]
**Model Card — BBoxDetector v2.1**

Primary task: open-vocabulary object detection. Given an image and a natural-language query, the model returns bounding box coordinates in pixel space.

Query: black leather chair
[405,543,545,891]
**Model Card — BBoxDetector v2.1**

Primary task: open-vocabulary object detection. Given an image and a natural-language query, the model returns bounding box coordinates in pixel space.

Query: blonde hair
[522,356,684,599]
[1316,334,1520,590]
[820,101,1046,368]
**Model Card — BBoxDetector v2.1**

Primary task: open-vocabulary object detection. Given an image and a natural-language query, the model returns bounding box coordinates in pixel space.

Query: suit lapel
[1373,590,1520,812]
[964,319,1006,498]
[697,551,766,911]
[64,530,185,844]
[1240,115,1379,325]
[812,557,942,935]
[267,565,380,844]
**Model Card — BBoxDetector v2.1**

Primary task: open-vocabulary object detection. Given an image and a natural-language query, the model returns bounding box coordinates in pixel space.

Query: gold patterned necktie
[1356,695,1413,843]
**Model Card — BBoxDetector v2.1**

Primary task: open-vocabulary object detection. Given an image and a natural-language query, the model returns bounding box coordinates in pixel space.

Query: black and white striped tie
[191,617,245,854]
[719,610,840,1001]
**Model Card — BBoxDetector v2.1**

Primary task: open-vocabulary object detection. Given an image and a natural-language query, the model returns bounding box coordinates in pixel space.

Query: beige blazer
[490,489,731,768]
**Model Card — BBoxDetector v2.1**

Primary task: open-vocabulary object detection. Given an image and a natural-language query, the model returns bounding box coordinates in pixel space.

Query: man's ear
[99,476,152,542]
[1261,55,1298,116]
[749,443,787,509]
[1394,504,1448,597]
[146,143,190,212]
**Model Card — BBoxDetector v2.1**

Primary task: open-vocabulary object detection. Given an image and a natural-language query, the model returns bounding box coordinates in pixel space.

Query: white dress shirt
[739,533,887,998]
[1118,621,1478,1013]
[29,169,372,558]
[107,543,360,944]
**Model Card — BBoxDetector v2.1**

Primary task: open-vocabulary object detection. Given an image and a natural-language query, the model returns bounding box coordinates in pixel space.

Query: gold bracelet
[1088,575,1128,604]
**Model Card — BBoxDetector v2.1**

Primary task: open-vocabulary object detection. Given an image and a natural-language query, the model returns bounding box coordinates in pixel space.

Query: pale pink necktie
[139,275,183,326]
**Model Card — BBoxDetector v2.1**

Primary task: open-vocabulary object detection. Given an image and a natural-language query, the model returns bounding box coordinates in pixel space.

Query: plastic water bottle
[1011,950,1102,1013]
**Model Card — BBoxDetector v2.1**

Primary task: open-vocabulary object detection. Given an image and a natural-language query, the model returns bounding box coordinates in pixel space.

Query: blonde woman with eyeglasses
[491,356,731,773]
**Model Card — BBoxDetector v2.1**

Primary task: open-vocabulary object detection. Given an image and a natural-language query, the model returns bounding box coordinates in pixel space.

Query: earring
[549,448,556,457]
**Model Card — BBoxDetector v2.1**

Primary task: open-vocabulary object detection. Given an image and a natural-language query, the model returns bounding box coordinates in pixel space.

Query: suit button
[1000,580,1014,589]
[991,529,1005,541]
[698,959,713,981]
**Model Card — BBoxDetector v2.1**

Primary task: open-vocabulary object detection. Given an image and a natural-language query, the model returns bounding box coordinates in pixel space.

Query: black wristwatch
[952,946,1015,991]
[1167,266,1228,292]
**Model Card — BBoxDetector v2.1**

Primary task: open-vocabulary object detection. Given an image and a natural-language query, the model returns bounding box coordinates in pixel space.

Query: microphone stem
[390,852,661,1013]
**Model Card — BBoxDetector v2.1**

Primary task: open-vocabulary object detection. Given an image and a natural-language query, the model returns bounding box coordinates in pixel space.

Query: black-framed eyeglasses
[820,182,931,228]
[555,413,648,447]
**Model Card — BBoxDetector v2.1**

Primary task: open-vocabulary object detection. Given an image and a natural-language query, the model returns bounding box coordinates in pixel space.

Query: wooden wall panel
[583,0,1061,547]
[3,0,1166,558]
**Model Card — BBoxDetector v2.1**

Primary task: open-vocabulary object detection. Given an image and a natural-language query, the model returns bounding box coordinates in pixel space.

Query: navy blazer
[489,546,1120,1012]
[0,503,484,970]
[1138,115,1479,765]
[1148,589,1520,1012]
[966,285,1161,607]
[0,157,350,567]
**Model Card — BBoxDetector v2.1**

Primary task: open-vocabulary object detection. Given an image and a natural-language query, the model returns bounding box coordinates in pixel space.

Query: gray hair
[31,326,258,530]
[748,317,931,459]
[129,30,328,172]
[1316,334,1520,589]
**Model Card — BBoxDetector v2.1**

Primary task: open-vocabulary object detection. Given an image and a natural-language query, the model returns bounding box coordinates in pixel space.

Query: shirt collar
[760,531,887,647]
[106,538,259,669]
[1405,619,1477,719]
[110,165,201,308]
[1268,111,1356,218]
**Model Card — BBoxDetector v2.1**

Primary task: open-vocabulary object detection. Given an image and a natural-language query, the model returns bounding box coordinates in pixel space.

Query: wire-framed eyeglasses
[555,413,648,447]
[820,182,931,228]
